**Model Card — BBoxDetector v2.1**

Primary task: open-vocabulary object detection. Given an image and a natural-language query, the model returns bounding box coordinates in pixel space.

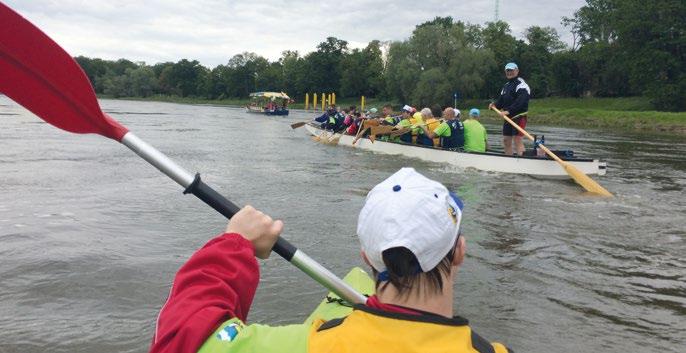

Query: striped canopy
[250,91,290,100]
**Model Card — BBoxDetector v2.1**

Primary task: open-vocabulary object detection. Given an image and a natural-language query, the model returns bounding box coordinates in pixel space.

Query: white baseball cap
[453,108,461,117]
[357,168,464,274]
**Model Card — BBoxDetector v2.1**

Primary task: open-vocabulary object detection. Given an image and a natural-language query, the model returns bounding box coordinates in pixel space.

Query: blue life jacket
[440,120,465,149]
[399,132,412,143]
[314,112,329,123]
[417,133,434,146]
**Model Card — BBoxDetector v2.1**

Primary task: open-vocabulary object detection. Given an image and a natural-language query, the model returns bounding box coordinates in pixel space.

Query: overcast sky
[6,0,586,68]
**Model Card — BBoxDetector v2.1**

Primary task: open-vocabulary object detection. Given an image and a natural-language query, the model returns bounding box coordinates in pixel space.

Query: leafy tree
[612,0,685,110]
[576,42,630,96]
[564,0,685,109]
[279,50,305,97]
[570,0,617,45]
[384,41,421,103]
[465,24,484,48]
[256,62,284,92]
[412,68,453,106]
[157,59,207,97]
[127,65,158,97]
[339,41,384,98]
[339,49,368,97]
[518,26,566,96]
[199,65,223,99]
[110,59,138,76]
[549,51,583,96]
[385,19,494,104]
[481,21,519,98]
[302,37,348,94]
[448,47,495,99]
[224,52,269,97]
[415,16,455,30]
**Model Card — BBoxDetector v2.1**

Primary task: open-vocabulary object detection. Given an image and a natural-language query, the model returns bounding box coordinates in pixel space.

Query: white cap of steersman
[357,168,464,273]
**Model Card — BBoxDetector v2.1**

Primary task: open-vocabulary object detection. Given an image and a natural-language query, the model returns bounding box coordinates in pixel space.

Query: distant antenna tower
[494,0,500,22]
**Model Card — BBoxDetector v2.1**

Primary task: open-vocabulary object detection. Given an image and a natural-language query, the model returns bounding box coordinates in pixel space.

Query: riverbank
[106,95,686,134]
[480,97,686,134]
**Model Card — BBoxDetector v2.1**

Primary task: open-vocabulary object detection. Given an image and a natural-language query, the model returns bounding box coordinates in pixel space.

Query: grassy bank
[107,95,686,134]
[476,97,686,134]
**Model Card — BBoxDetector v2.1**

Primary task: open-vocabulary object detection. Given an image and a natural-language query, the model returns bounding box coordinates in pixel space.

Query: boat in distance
[246,91,291,116]
[304,123,607,178]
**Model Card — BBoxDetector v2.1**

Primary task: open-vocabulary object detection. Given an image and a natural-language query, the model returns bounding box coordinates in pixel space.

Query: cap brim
[449,192,464,211]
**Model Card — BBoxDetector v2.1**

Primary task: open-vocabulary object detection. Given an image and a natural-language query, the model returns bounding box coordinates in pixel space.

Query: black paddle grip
[183,174,297,261]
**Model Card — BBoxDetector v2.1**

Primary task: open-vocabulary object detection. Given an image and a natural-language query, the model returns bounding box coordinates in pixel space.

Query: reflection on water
[1,97,684,353]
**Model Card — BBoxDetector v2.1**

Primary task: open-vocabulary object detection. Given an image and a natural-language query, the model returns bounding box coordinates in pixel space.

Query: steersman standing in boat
[149,168,511,353]
[489,62,530,156]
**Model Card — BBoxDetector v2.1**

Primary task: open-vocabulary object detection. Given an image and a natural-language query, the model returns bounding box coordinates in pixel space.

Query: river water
[1,97,684,353]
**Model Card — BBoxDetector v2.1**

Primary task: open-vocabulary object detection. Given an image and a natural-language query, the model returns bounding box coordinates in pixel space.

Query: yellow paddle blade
[390,128,411,137]
[362,120,379,129]
[562,161,613,196]
[326,134,341,144]
[290,121,307,129]
[369,125,395,136]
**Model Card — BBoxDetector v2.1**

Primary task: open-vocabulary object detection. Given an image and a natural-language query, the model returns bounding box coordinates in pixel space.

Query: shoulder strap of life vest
[316,317,345,332]
[471,331,496,353]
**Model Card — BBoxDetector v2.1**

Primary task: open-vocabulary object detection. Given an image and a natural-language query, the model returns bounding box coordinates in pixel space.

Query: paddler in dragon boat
[379,104,401,126]
[360,104,399,142]
[393,105,422,143]
[314,104,345,132]
[462,108,488,153]
[417,107,442,146]
[420,107,466,150]
[149,168,512,353]
[343,107,378,136]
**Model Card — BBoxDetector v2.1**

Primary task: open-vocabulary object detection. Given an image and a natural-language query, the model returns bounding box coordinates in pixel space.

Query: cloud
[5,0,586,67]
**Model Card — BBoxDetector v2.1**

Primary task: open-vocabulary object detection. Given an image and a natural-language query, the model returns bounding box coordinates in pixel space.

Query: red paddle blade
[0,3,128,141]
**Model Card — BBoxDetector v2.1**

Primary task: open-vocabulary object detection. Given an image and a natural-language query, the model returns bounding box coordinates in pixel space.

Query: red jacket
[150,233,258,353]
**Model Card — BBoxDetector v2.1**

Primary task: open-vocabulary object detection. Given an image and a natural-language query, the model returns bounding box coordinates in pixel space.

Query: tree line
[75,0,685,111]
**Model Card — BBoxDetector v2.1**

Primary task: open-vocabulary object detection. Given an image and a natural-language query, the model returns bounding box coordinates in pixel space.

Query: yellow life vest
[308,306,510,353]
[411,112,423,125]
[425,117,441,146]
[409,113,425,144]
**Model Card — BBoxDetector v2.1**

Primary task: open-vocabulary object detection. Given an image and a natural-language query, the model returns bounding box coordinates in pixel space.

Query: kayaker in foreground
[149,168,511,353]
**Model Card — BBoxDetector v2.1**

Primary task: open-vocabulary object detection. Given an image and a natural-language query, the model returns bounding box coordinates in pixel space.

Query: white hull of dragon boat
[304,123,607,178]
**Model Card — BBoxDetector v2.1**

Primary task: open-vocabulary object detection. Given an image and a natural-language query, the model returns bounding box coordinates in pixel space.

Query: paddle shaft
[491,108,568,164]
[121,132,366,304]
